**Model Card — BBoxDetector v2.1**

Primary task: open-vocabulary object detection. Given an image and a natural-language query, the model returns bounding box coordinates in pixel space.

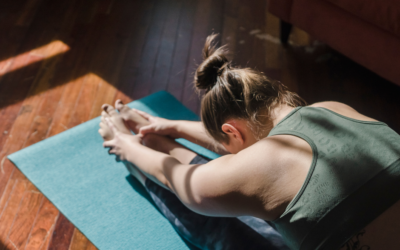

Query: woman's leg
[102,101,289,250]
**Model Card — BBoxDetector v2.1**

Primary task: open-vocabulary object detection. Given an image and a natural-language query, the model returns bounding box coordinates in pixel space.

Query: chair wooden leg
[280,20,292,45]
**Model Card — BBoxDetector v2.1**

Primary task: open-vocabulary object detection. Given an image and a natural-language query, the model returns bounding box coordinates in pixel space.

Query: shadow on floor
[0,239,11,250]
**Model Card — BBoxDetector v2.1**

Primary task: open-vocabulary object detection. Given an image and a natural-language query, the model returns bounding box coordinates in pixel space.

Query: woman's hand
[103,118,143,161]
[132,109,179,138]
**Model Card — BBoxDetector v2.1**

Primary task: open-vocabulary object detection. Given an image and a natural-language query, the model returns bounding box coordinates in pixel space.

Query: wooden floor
[0,0,400,249]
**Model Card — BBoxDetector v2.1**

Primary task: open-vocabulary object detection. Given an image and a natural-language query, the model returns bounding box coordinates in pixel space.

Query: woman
[99,34,400,250]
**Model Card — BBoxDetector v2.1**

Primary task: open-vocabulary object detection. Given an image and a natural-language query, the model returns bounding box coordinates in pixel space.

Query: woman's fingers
[103,139,114,148]
[138,125,156,136]
[131,109,152,121]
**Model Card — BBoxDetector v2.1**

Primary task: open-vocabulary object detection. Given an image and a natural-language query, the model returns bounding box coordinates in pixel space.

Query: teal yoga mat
[8,91,220,250]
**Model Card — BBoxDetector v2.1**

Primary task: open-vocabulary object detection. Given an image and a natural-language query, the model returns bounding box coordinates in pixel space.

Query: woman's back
[264,102,400,250]
[190,34,400,249]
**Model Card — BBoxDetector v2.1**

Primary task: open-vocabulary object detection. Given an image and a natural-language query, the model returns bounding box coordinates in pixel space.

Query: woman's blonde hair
[195,34,306,143]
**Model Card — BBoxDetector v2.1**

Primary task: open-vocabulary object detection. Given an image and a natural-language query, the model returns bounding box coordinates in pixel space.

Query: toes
[115,99,131,114]
[101,111,110,118]
[99,120,107,128]
[98,126,113,141]
[99,119,114,141]
[101,104,109,111]
[102,104,118,116]
[114,99,124,110]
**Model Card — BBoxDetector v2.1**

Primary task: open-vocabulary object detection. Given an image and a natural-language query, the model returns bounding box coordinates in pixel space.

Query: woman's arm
[173,120,228,155]
[102,119,219,214]
[132,109,228,155]
[103,117,265,217]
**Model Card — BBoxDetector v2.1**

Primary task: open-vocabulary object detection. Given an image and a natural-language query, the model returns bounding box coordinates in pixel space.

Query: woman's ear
[221,123,244,145]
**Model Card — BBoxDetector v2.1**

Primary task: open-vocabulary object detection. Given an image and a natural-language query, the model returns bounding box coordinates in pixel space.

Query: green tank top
[268,106,400,250]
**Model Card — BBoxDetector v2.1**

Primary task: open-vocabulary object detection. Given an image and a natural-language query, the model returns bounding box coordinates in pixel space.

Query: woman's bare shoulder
[309,101,379,122]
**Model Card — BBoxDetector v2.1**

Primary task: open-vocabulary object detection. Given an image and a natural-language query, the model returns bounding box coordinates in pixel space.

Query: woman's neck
[271,104,296,127]
[257,104,295,139]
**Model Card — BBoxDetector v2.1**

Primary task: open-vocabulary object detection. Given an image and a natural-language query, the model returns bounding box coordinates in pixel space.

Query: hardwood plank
[234,1,259,69]
[22,56,69,147]
[114,1,154,103]
[181,0,224,114]
[0,169,17,213]
[249,0,267,73]
[223,0,239,19]
[0,0,69,73]
[0,179,28,244]
[166,0,196,100]
[0,53,40,112]
[7,85,65,250]
[15,0,44,27]
[46,1,109,135]
[88,0,143,118]
[0,48,29,82]
[0,0,32,63]
[69,229,96,250]
[7,191,43,249]
[221,0,239,60]
[150,0,182,93]
[24,198,59,250]
[0,0,79,154]
[130,0,169,99]
[38,214,57,250]
[181,0,212,113]
[0,103,23,157]
[67,74,100,127]
[0,30,70,166]
[206,0,225,38]
[47,214,74,250]
[45,80,89,136]
[196,0,225,113]
[69,229,89,250]
[89,78,117,119]
[0,0,75,110]
[0,98,46,204]
[3,238,18,250]
[86,242,97,250]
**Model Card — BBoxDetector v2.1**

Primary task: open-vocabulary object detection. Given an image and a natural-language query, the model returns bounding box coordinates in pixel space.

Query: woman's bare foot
[98,104,132,141]
[98,102,148,186]
[99,99,151,140]
[114,99,150,134]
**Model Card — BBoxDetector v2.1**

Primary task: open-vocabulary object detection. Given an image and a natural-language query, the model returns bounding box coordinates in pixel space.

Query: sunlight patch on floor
[0,40,70,76]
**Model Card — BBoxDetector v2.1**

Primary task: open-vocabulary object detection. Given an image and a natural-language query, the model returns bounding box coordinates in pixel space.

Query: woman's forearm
[174,121,228,155]
[125,142,181,191]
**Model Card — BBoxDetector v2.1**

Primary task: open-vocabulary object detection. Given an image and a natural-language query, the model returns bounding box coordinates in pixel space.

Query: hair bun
[195,34,230,91]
